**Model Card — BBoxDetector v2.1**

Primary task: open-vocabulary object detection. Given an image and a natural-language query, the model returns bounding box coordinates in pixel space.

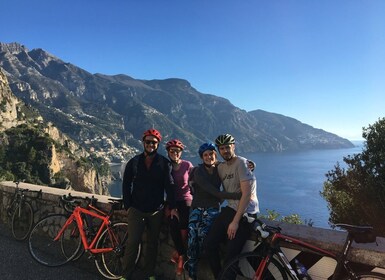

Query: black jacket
[122,153,176,212]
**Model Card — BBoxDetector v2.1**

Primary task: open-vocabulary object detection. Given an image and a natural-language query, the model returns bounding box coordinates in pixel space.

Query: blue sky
[1,0,384,140]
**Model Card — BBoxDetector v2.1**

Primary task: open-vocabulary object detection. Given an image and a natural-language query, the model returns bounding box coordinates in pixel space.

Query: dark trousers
[203,206,251,279]
[169,200,190,255]
[122,207,164,279]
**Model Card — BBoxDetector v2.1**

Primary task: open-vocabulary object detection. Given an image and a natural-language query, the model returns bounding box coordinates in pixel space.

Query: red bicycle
[219,219,384,280]
[28,194,140,279]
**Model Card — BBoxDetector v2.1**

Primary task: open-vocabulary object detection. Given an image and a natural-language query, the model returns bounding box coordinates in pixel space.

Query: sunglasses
[169,149,182,154]
[144,140,159,145]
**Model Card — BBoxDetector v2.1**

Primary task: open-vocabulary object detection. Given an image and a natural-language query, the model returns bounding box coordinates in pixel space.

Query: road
[0,222,105,280]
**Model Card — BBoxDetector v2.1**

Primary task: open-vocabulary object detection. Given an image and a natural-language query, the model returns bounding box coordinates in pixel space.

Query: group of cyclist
[120,128,259,280]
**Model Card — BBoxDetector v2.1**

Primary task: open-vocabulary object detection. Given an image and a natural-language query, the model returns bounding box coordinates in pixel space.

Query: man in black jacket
[121,129,178,280]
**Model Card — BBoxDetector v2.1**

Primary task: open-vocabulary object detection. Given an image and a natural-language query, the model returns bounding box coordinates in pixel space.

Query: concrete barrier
[1,181,385,280]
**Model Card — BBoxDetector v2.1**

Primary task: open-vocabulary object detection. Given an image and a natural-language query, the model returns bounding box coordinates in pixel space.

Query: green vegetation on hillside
[0,124,53,184]
[0,124,109,188]
[321,117,385,236]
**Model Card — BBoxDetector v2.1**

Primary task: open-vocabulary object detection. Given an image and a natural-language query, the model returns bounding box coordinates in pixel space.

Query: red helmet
[142,129,162,142]
[166,139,184,150]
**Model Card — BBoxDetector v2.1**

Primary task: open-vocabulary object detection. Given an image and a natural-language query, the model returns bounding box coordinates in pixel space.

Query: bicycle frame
[54,204,117,254]
[255,231,338,280]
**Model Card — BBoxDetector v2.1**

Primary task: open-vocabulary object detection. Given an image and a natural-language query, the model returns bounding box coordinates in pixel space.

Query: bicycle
[6,181,42,241]
[219,219,384,280]
[28,193,141,279]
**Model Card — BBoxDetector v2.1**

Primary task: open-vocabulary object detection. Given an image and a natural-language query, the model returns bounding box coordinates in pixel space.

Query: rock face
[0,68,22,129]
[0,66,108,195]
[0,42,354,161]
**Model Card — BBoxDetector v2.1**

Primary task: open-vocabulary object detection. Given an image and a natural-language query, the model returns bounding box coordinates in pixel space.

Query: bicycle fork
[256,251,301,280]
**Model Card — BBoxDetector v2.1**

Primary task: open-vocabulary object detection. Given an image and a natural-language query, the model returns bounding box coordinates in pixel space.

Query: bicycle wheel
[343,272,385,279]
[28,214,82,266]
[219,251,288,280]
[11,200,34,241]
[94,222,141,279]
[7,199,18,218]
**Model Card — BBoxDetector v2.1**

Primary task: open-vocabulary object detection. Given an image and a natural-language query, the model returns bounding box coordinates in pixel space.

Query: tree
[321,118,385,236]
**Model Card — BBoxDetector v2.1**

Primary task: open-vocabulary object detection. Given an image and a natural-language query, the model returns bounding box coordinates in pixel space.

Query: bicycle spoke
[12,200,33,241]
[94,222,140,279]
[28,214,82,266]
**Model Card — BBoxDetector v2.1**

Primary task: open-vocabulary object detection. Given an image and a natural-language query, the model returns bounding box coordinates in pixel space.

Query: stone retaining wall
[1,181,385,279]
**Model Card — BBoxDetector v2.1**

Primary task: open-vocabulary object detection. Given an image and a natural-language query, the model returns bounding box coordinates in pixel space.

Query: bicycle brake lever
[256,225,270,238]
[253,219,270,238]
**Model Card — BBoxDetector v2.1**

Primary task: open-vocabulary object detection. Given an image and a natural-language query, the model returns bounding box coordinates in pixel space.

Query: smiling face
[202,149,217,166]
[143,135,159,155]
[167,147,182,163]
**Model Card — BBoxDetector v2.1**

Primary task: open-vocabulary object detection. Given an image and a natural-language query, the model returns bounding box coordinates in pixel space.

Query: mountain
[0,42,354,161]
[0,67,109,194]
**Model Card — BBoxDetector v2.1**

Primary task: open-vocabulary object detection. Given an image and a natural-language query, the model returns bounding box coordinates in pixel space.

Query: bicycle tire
[28,214,82,266]
[95,222,141,279]
[62,223,85,261]
[342,272,385,280]
[11,199,33,241]
[7,199,18,218]
[219,251,288,280]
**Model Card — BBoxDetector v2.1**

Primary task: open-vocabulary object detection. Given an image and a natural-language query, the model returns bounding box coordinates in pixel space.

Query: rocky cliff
[0,68,24,129]
[0,67,108,194]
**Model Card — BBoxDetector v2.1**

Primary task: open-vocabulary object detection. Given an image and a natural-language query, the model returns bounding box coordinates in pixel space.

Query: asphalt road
[0,222,105,280]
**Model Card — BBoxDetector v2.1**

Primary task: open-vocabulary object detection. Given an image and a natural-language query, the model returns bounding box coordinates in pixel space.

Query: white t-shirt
[217,156,259,214]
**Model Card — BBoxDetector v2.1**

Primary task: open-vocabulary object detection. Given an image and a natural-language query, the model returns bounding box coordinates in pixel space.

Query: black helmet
[215,134,235,146]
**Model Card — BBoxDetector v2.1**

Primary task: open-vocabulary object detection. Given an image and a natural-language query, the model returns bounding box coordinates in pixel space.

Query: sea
[108,141,364,229]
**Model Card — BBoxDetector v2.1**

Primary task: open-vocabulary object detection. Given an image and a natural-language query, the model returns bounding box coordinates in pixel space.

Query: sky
[1,0,384,140]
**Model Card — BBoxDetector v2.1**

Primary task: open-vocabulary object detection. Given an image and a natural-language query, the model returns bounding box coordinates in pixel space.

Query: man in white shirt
[203,133,259,279]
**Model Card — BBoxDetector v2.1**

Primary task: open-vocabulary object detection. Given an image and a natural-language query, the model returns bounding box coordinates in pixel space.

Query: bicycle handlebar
[61,193,98,204]
[243,214,275,239]
[15,188,43,199]
[59,194,124,214]
[59,193,98,212]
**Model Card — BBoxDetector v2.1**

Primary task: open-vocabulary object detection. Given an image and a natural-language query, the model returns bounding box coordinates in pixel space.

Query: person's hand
[227,221,239,240]
[170,208,179,221]
[247,160,255,171]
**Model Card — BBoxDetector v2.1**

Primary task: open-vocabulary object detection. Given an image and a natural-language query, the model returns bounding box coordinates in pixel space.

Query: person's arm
[195,167,241,199]
[163,158,179,220]
[247,160,255,172]
[227,179,252,240]
[122,159,134,210]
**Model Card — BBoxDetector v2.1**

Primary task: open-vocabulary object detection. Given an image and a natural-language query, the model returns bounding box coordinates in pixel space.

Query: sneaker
[176,255,184,275]
[170,250,179,263]
[148,276,156,280]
